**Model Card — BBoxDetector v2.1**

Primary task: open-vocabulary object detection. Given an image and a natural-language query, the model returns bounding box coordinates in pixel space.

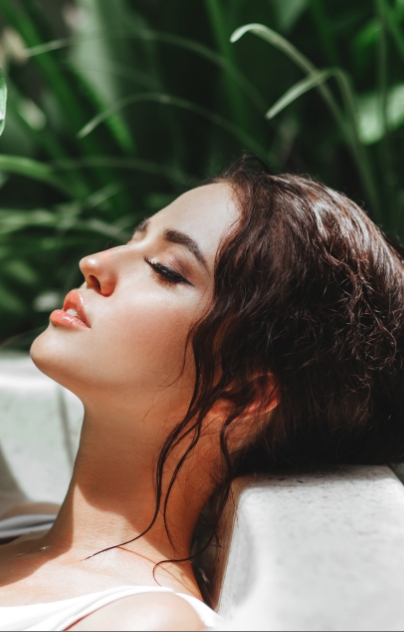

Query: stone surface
[2,354,404,631]
[0,352,83,505]
[214,467,404,631]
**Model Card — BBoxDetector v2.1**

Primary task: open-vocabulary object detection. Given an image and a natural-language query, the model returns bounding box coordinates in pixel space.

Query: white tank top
[0,515,222,631]
[0,586,222,631]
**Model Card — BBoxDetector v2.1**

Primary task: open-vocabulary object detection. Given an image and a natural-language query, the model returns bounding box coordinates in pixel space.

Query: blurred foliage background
[0,0,403,347]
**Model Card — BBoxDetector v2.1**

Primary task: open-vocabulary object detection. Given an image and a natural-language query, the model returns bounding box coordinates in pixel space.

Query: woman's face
[31,183,239,428]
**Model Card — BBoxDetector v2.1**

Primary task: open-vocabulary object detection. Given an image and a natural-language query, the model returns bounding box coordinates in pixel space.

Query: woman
[0,157,403,630]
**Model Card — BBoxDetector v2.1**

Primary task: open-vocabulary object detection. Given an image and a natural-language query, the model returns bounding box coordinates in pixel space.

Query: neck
[44,406,217,586]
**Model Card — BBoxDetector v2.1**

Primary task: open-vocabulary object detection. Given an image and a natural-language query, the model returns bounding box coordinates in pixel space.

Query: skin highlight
[0,183,246,630]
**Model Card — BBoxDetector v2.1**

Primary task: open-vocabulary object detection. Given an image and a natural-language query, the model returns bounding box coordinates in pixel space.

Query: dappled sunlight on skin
[0,183,240,624]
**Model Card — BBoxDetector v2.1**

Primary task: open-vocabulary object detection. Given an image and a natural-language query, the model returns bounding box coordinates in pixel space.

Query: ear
[202,374,280,454]
[244,372,280,418]
[208,372,280,425]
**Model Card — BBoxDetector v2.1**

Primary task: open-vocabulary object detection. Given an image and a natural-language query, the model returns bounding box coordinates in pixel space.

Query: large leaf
[0,68,7,137]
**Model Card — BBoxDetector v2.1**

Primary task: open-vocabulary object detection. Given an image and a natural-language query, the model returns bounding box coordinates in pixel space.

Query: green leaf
[231,23,380,220]
[0,209,57,235]
[231,24,346,139]
[358,84,404,144]
[0,156,71,195]
[0,282,26,315]
[6,84,91,200]
[204,0,249,126]
[25,38,69,56]
[0,68,7,137]
[25,30,267,113]
[266,69,334,119]
[270,0,308,33]
[354,19,380,54]
[78,92,267,161]
[0,208,130,242]
[231,23,316,74]
[376,0,404,64]
[2,259,38,285]
[71,66,135,154]
[78,218,130,242]
[307,0,340,66]
[396,0,404,20]
[67,0,137,154]
[85,183,125,211]
[0,2,125,200]
[144,192,176,211]
[53,157,196,187]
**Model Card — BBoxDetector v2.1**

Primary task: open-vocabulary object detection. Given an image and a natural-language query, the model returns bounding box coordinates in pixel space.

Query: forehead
[151,182,240,263]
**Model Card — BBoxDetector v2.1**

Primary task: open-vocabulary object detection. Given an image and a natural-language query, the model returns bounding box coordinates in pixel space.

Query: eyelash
[145,258,192,286]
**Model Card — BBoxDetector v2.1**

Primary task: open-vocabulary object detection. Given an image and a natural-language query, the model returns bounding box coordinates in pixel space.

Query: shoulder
[70,590,207,631]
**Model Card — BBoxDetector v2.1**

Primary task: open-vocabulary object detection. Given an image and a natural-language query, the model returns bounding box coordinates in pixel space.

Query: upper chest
[0,546,156,607]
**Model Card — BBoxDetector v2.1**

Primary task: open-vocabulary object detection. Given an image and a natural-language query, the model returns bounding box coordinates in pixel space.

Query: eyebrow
[163,229,208,270]
[135,219,208,270]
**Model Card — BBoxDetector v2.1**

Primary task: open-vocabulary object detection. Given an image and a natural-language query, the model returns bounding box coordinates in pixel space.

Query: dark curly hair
[210,159,404,471]
[158,156,404,505]
[96,157,404,594]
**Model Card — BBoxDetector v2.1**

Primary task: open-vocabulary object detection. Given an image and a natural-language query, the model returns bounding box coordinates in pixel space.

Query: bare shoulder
[69,591,207,631]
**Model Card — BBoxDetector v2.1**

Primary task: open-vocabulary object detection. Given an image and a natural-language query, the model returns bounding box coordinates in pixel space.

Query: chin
[31,324,82,391]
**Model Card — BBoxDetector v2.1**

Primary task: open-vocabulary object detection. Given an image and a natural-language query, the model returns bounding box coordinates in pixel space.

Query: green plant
[0,0,403,346]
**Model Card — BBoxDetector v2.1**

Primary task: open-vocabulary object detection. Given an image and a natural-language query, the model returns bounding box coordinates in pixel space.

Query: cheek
[102,292,196,390]
[32,289,199,401]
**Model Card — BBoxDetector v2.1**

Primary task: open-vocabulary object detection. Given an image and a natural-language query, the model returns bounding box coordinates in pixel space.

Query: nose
[79,250,118,296]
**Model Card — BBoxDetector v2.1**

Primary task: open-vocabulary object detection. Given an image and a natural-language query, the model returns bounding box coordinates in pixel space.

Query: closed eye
[145,258,193,286]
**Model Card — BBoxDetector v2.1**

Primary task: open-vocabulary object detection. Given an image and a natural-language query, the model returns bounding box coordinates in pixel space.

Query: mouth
[50,291,91,330]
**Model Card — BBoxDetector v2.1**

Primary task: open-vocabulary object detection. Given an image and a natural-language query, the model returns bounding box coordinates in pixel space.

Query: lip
[50,290,91,330]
